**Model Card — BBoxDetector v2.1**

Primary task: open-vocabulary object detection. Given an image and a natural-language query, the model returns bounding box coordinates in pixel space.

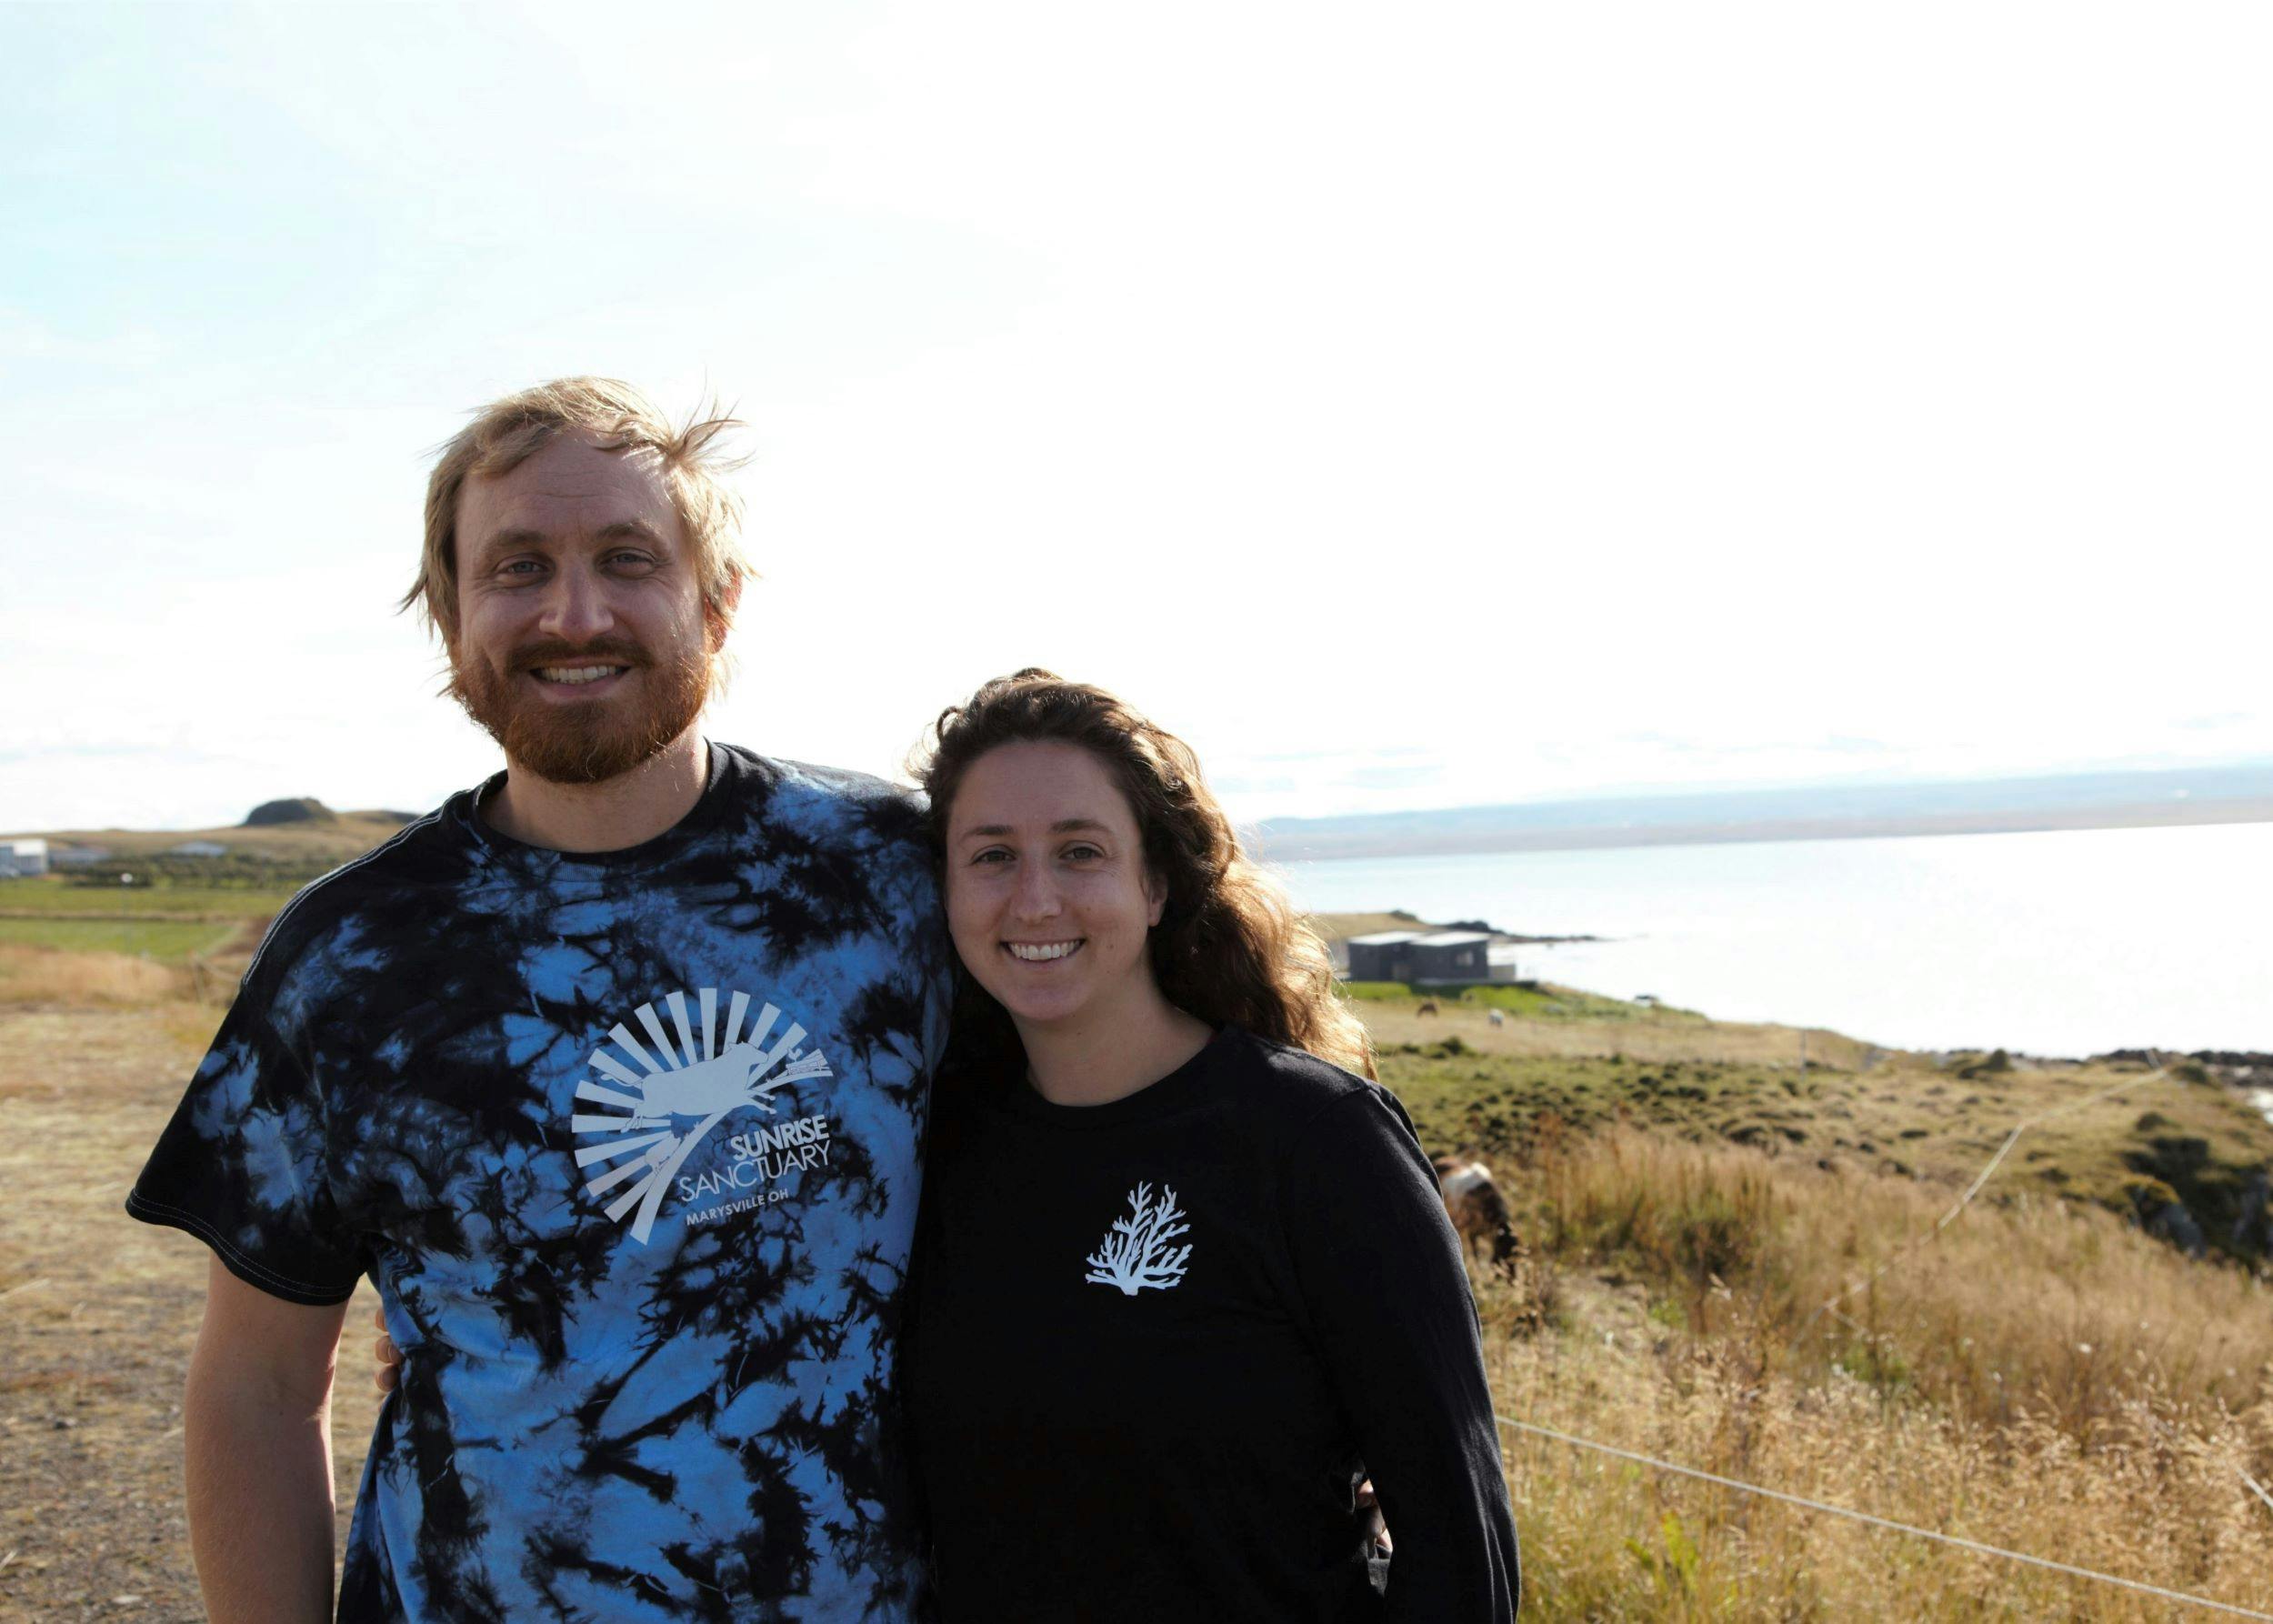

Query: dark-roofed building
[1345,928,1497,985]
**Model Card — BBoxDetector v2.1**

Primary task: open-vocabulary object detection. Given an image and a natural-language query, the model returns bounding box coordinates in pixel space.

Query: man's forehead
[457,435,679,549]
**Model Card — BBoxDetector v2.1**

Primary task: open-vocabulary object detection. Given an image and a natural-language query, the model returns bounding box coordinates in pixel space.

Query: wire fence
[1496,1412,2273,1620]
[1494,1048,2273,1617]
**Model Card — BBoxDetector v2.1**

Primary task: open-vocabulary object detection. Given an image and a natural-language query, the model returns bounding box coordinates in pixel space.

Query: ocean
[1276,821,2273,1058]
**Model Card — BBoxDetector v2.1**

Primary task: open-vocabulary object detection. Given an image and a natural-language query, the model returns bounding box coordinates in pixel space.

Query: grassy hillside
[1372,995,2273,1266]
[1344,989,2273,1618]
[10,809,408,865]
[1466,1130,2273,1616]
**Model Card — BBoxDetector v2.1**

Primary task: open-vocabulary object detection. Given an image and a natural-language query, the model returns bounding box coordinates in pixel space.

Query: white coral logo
[571,988,832,1244]
[1084,1183,1193,1295]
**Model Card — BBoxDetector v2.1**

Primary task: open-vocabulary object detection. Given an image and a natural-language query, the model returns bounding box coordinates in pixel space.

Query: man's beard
[450,635,711,787]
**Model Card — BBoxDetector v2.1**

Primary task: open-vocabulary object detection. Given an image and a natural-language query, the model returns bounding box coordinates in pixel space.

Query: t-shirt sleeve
[900,840,956,1086]
[125,979,365,1306]
[1279,1085,1521,1621]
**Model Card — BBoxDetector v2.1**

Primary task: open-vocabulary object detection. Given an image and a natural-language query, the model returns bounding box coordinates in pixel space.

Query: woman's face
[944,740,1167,1034]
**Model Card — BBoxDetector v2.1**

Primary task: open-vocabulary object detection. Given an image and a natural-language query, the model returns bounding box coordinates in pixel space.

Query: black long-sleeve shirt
[908,1028,1519,1621]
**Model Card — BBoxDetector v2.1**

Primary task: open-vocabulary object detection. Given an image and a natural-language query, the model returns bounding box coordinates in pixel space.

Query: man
[127,378,950,1619]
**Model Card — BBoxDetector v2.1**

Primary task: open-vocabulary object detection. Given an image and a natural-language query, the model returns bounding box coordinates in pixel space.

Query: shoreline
[1265,797,2273,864]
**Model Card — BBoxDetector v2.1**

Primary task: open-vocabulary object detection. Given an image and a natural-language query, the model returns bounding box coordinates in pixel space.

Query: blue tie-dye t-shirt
[128,746,951,1620]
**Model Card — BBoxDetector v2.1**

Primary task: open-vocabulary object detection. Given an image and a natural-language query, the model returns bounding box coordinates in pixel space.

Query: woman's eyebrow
[957,817,1113,839]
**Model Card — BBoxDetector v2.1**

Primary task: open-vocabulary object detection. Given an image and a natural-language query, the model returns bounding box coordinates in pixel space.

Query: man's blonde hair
[403,377,751,643]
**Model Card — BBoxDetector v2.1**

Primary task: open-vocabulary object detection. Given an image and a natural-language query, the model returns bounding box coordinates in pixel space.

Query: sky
[3,0,2268,837]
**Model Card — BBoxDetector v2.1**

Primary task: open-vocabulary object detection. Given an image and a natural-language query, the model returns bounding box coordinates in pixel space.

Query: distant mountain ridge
[1254,763,2273,862]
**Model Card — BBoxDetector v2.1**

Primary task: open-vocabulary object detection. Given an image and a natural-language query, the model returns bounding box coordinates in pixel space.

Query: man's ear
[706,575,746,651]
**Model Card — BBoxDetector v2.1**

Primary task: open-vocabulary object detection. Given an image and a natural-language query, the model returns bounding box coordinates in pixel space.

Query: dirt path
[0,1007,381,1620]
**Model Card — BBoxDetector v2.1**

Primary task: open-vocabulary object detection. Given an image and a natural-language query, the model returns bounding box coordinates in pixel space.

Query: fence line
[1497,1412,2273,1619]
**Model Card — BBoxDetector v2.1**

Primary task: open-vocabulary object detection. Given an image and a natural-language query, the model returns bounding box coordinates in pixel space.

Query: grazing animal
[1416,999,1439,1017]
[1487,1008,1505,1028]
[1431,1154,1520,1277]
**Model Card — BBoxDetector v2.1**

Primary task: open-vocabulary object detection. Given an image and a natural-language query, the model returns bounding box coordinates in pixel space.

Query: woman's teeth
[1006,941,1081,962]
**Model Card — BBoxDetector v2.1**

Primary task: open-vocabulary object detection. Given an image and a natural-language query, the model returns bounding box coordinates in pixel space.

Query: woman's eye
[1064,844,1104,861]
[970,847,1012,866]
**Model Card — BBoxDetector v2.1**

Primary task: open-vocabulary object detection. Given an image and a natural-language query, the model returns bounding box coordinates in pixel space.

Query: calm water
[1278,822,2273,1057]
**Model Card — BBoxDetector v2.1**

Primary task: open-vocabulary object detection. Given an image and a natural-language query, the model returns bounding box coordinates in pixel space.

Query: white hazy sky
[3,1,2267,836]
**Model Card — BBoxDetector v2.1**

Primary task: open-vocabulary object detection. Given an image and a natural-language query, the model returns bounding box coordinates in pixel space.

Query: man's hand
[372,1305,402,1394]
[185,1258,350,1622]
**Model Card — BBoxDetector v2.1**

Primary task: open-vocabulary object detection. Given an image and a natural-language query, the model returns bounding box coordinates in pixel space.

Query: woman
[906,669,1519,1620]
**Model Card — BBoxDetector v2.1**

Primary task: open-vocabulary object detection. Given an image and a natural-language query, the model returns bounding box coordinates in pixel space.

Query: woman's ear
[1145,867,1168,929]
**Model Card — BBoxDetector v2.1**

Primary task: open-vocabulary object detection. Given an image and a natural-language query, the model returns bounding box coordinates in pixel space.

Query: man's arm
[184,1257,352,1622]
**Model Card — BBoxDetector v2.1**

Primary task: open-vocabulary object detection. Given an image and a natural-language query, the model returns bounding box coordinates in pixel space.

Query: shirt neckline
[992,1027,1243,1130]
[453,740,741,871]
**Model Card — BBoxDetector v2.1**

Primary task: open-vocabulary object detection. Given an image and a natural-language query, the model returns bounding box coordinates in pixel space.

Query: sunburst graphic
[570,988,833,1244]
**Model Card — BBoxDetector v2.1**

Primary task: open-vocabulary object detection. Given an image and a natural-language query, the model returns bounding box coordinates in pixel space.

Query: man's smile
[530,664,632,687]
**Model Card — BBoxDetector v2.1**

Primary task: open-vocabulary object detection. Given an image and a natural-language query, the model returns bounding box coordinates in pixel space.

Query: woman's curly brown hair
[914,668,1374,1082]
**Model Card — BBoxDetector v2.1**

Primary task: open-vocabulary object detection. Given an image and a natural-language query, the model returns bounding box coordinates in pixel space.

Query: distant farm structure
[1344,928,1512,986]
[0,837,50,878]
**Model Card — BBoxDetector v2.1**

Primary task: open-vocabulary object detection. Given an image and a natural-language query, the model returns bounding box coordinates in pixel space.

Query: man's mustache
[508,637,653,672]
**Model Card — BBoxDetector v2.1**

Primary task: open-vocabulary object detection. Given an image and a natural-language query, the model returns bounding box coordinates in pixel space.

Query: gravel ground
[0,1006,382,1620]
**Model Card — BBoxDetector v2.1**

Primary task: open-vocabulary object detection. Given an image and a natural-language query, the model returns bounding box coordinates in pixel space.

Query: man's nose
[538,564,616,643]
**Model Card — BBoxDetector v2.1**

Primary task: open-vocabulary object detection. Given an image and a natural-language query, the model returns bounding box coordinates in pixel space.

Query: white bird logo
[570,988,832,1243]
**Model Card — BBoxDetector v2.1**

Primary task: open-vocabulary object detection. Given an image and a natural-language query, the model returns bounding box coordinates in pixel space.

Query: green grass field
[0,875,302,917]
[1341,978,1697,1021]
[0,917,245,963]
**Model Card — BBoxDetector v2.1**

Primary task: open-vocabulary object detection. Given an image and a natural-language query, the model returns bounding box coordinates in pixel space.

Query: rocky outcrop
[243,797,337,827]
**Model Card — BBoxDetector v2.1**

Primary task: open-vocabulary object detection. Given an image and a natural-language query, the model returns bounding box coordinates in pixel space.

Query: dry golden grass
[1494,1326,2273,1619]
[1530,1128,2273,1429]
[1484,1128,2273,1619]
[0,1007,383,1616]
[0,943,184,1007]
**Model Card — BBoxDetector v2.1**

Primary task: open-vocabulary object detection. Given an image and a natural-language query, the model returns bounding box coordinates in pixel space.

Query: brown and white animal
[1431,1154,1520,1277]
[1487,1008,1505,1028]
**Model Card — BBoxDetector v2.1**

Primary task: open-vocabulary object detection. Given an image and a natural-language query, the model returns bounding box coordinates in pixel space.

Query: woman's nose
[1011,860,1062,920]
